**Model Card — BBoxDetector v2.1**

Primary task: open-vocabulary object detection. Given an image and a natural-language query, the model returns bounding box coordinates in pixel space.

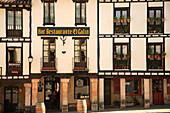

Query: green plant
[147,17,151,22]
[114,100,120,106]
[157,26,162,33]
[127,16,130,19]
[120,15,124,20]
[161,51,166,56]
[124,26,129,33]
[156,17,161,23]
[148,47,153,55]
[132,96,140,105]
[114,17,118,20]
[148,26,152,31]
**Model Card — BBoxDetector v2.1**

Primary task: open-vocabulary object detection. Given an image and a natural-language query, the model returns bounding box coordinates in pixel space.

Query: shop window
[7,9,22,37]
[147,43,164,69]
[148,8,163,34]
[114,43,130,70]
[167,79,170,94]
[114,78,120,94]
[44,2,55,25]
[7,48,22,75]
[74,77,89,99]
[126,79,141,95]
[75,2,86,25]
[114,8,130,34]
[42,39,56,70]
[74,39,87,70]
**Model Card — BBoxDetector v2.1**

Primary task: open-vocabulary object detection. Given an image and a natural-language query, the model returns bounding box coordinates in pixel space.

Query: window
[114,43,130,69]
[74,77,89,99]
[126,79,140,95]
[7,9,22,37]
[74,39,87,70]
[114,8,130,34]
[75,2,86,25]
[148,8,163,34]
[167,79,170,94]
[44,2,55,25]
[43,39,56,70]
[7,48,22,75]
[147,43,164,69]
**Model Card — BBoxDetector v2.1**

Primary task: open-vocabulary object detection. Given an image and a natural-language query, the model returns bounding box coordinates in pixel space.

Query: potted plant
[161,51,166,58]
[115,27,120,33]
[156,17,161,23]
[157,27,162,33]
[124,26,129,33]
[147,17,151,22]
[114,51,117,58]
[127,16,130,23]
[151,17,155,22]
[114,17,117,22]
[120,63,125,69]
[148,47,153,58]
[148,26,152,33]
[120,16,124,23]
[161,18,164,22]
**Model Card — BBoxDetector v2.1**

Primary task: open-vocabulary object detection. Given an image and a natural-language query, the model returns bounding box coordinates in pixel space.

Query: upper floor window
[7,9,22,37]
[7,47,22,75]
[114,8,130,34]
[147,43,166,70]
[44,2,55,25]
[148,8,163,34]
[75,2,86,26]
[114,43,130,70]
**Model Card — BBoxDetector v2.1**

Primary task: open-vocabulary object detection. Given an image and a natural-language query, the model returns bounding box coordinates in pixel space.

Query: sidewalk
[52,105,170,113]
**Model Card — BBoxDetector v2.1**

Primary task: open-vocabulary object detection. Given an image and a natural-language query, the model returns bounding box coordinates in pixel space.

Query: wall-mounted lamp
[60,36,67,54]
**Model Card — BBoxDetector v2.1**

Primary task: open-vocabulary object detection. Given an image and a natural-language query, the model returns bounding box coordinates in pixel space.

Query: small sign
[38,82,43,92]
[76,79,84,87]
[37,27,90,36]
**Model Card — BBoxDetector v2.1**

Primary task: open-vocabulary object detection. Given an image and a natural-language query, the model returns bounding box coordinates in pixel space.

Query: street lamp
[28,55,33,106]
[28,55,33,63]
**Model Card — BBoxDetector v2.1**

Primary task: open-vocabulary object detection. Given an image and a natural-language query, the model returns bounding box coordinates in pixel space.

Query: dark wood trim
[72,37,89,39]
[41,37,58,39]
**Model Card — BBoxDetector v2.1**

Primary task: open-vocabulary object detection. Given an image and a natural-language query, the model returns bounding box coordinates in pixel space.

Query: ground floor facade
[1,76,170,112]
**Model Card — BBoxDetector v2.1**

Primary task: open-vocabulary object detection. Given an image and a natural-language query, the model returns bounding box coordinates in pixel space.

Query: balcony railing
[114,54,130,70]
[7,30,22,37]
[7,63,22,75]
[72,57,89,71]
[148,55,164,70]
[40,57,57,71]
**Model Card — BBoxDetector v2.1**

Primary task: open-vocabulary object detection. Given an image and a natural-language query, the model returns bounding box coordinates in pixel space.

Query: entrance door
[104,79,111,106]
[45,77,60,110]
[153,79,163,104]
[4,87,18,112]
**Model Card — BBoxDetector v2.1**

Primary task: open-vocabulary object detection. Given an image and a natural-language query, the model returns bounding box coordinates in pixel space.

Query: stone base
[144,103,150,108]
[91,102,98,111]
[62,105,68,112]
[120,104,126,109]
[99,102,104,110]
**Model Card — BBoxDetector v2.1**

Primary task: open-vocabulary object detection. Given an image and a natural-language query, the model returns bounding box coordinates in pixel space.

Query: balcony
[40,57,57,72]
[72,57,89,71]
[7,30,22,37]
[7,63,22,75]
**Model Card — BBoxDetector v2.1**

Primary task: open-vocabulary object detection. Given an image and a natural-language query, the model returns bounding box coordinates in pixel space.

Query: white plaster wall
[164,2,170,34]
[0,9,6,37]
[115,3,129,7]
[165,38,170,71]
[148,38,163,43]
[32,0,97,73]
[99,38,113,70]
[131,3,147,34]
[131,38,146,70]
[0,43,6,75]
[114,38,129,43]
[7,43,22,47]
[148,2,163,7]
[23,9,30,37]
[23,43,29,75]
[99,3,113,34]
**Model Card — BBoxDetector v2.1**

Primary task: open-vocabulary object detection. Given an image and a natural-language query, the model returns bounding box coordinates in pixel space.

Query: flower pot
[127,19,130,23]
[121,20,123,23]
[151,55,154,58]
[147,19,150,22]
[114,19,117,22]
[124,55,127,58]
[155,55,157,59]
[161,18,164,22]
[161,56,165,58]
[114,55,117,58]
[127,66,129,69]
[161,67,163,69]
[148,55,151,58]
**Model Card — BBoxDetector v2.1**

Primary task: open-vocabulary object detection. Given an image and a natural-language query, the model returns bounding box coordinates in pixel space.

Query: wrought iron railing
[40,57,57,71]
[148,55,163,69]
[7,30,22,37]
[72,57,89,71]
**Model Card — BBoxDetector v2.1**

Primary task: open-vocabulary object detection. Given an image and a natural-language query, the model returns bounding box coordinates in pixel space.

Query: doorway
[4,87,18,112]
[104,78,111,106]
[153,79,163,104]
[45,77,60,110]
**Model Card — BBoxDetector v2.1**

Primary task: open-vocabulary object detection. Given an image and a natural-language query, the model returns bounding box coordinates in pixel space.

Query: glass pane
[156,10,161,25]
[12,94,18,104]
[122,10,127,19]
[122,45,127,55]
[149,10,154,18]
[81,51,86,58]
[15,11,21,30]
[44,45,49,51]
[149,45,154,55]
[8,11,14,29]
[45,3,49,23]
[50,3,54,23]
[156,45,161,54]
[75,40,80,45]
[116,11,121,25]
[44,57,48,62]
[126,80,139,94]
[75,46,80,50]
[76,3,80,23]
[81,39,86,45]
[116,45,121,55]
[44,51,49,56]
[81,3,86,23]
[81,46,86,51]
[15,48,21,63]
[5,94,11,103]
[75,57,80,62]
[44,39,49,45]
[75,51,80,57]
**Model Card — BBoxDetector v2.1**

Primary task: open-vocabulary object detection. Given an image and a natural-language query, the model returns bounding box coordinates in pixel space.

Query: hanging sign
[37,27,90,36]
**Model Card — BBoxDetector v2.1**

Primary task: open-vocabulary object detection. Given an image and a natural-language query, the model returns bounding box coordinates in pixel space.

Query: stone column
[144,78,150,108]
[90,78,98,111]
[99,78,104,110]
[24,83,31,106]
[61,78,70,112]
[163,79,168,104]
[31,79,39,105]
[120,78,126,109]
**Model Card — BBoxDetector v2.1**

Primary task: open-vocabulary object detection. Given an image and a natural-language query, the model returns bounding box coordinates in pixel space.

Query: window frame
[43,1,55,26]
[6,8,23,37]
[147,7,163,34]
[114,8,130,34]
[74,77,90,99]
[75,2,87,26]
[125,78,141,96]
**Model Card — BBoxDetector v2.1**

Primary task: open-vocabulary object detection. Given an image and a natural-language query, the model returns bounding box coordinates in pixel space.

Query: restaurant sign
[37,27,90,36]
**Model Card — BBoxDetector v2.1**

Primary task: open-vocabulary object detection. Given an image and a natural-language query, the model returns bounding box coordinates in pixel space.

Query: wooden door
[104,79,111,105]
[153,79,163,104]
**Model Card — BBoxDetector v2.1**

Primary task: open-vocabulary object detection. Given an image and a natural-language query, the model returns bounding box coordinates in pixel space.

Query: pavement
[48,105,170,113]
